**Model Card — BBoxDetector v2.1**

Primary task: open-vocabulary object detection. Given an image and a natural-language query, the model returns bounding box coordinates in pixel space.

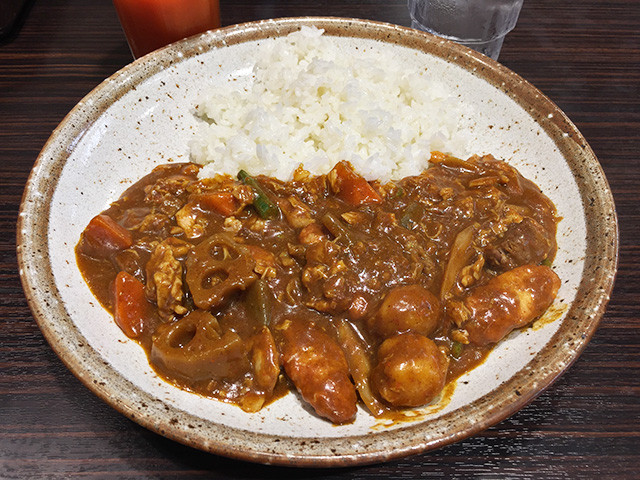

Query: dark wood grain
[1,0,638,478]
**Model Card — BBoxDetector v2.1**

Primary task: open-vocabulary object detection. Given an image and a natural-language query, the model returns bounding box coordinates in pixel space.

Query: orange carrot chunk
[328,161,382,205]
[114,271,150,339]
[83,214,133,254]
[199,192,238,216]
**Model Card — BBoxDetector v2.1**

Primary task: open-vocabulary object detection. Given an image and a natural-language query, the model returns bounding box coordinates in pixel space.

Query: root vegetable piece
[328,161,382,205]
[114,271,152,338]
[82,214,132,256]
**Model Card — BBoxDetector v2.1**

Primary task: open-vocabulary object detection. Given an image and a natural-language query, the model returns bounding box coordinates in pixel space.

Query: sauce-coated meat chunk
[459,264,561,345]
[279,317,357,424]
[371,333,448,407]
[369,284,441,338]
[484,218,555,273]
[238,326,282,413]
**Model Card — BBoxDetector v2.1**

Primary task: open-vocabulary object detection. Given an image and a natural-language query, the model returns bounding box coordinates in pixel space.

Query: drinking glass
[113,0,220,59]
[407,0,524,60]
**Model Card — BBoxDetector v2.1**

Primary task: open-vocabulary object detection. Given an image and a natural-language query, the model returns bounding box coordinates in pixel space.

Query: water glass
[407,0,524,60]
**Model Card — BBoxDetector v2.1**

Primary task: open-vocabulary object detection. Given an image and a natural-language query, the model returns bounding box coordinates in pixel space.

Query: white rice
[190,26,471,182]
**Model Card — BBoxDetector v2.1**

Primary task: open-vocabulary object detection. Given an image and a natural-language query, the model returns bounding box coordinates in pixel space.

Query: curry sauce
[76,153,560,424]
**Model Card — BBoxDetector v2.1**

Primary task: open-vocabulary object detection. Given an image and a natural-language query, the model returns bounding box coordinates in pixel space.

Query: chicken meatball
[371,332,448,407]
[368,284,441,339]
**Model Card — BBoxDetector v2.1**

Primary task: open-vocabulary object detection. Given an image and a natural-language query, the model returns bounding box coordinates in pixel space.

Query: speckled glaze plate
[17,17,617,466]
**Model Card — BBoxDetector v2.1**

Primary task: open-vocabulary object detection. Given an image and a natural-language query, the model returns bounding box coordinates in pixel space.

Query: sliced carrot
[328,161,382,205]
[114,271,150,339]
[429,151,448,163]
[83,214,133,254]
[199,191,238,216]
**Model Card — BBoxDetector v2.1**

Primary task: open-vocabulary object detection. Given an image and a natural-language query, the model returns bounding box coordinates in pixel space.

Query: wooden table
[1,0,638,478]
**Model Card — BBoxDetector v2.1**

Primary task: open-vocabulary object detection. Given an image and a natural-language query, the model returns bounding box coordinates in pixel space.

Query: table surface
[1,0,638,478]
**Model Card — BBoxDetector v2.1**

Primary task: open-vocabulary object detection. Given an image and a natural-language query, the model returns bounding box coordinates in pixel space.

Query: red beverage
[113,0,220,58]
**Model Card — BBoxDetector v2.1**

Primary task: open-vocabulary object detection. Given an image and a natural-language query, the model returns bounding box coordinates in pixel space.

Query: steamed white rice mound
[190,26,471,182]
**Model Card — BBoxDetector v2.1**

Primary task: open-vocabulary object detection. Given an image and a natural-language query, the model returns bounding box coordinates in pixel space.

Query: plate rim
[17,16,618,467]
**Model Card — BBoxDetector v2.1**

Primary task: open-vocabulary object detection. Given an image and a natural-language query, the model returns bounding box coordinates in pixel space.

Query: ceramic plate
[17,17,617,466]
